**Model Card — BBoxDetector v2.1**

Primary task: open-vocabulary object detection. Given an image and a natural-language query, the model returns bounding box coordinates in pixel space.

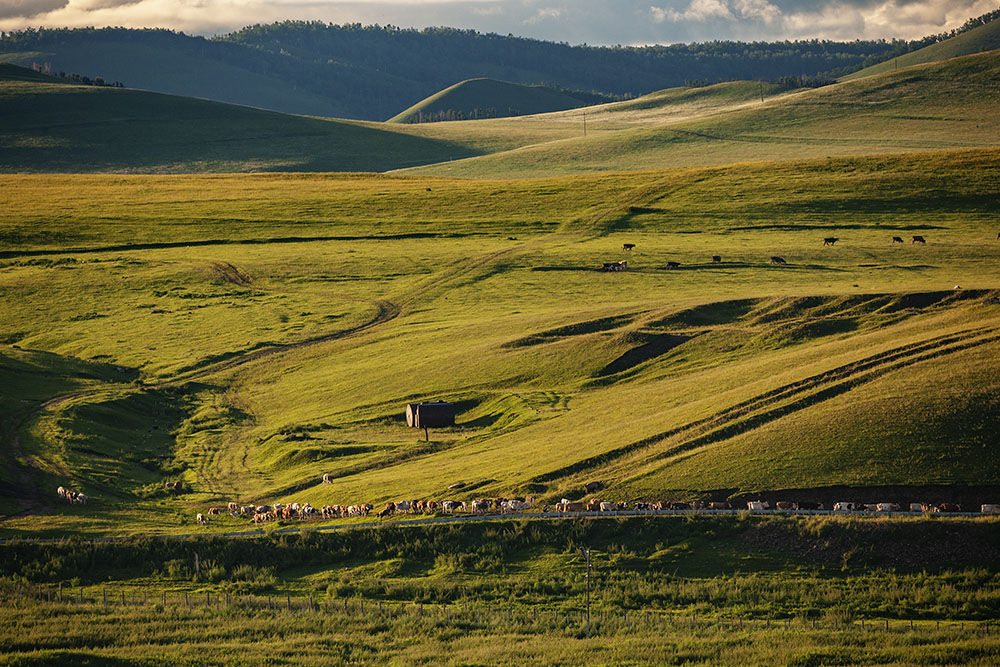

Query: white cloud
[0,0,995,44]
[523,7,561,25]
[651,0,734,23]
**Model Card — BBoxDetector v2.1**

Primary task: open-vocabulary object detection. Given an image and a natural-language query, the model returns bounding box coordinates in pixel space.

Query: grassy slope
[2,150,999,536]
[0,64,476,173]
[398,51,1000,178]
[388,78,586,123]
[841,18,1000,81]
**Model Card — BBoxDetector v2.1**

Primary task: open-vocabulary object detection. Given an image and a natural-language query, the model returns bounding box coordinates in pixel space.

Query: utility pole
[579,547,591,638]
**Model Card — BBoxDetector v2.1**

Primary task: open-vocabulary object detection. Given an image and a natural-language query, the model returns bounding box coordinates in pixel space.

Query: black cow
[892,236,904,244]
[912,235,926,244]
[623,243,636,251]
[823,237,839,246]
[770,256,787,265]
[712,255,722,263]
[665,261,680,269]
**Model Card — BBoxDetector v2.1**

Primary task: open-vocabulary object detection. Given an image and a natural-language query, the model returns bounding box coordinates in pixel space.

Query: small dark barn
[405,402,456,428]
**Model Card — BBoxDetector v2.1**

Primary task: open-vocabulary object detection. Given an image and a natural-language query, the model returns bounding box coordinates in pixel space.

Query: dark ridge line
[0,233,476,259]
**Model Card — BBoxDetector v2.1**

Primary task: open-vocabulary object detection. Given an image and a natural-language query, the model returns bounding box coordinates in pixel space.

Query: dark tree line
[2,9,998,121]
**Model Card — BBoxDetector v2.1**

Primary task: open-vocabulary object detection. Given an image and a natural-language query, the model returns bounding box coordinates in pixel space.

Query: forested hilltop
[3,17,988,121]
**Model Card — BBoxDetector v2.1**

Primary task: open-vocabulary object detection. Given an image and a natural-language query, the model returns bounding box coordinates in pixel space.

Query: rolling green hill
[389,78,588,123]
[0,64,475,173]
[2,149,999,537]
[0,24,908,121]
[399,50,1000,178]
[842,16,1000,81]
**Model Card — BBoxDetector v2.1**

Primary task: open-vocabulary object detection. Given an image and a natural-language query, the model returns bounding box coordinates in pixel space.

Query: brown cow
[207,507,221,516]
[586,500,602,512]
[708,502,731,510]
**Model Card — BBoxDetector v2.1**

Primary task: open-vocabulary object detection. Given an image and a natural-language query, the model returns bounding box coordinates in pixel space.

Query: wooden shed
[405,402,456,428]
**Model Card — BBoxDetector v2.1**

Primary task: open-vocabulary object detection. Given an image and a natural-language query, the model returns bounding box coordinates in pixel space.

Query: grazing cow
[394,500,410,513]
[833,502,856,512]
[938,503,960,512]
[775,501,796,511]
[322,473,331,484]
[599,501,617,512]
[876,503,900,512]
[747,501,768,511]
[75,493,87,505]
[862,504,879,512]
[892,236,904,244]
[623,243,636,251]
[558,501,584,512]
[912,235,926,244]
[770,256,787,265]
[709,502,731,510]
[909,503,924,512]
[584,481,602,493]
[583,499,599,512]
[57,486,67,500]
[442,500,459,513]
[712,255,722,263]
[823,237,839,246]
[601,261,627,272]
[981,504,1000,514]
[256,505,269,514]
[471,500,490,513]
[665,261,680,269]
[228,502,238,513]
[196,513,208,525]
[208,507,221,516]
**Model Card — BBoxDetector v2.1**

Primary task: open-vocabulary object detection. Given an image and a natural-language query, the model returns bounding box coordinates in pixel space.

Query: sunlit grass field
[1,148,999,539]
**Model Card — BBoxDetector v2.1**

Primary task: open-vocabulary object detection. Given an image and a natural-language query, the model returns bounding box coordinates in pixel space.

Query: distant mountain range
[0,20,981,122]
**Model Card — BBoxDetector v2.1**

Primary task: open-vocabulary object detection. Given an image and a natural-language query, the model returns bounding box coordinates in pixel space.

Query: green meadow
[2,28,1000,663]
[1,149,999,538]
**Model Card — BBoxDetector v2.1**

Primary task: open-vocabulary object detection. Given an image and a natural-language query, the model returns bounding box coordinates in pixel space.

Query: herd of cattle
[555,499,1000,514]
[194,497,538,525]
[55,486,87,504]
[192,495,1000,525]
[608,236,937,271]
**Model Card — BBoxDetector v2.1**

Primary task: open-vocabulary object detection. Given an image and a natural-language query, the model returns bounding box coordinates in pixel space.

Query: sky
[0,0,997,44]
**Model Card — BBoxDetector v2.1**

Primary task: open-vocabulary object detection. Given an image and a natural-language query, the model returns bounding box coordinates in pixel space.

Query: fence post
[121,591,126,607]
[885,620,889,632]
[103,589,107,605]
[185,592,189,609]
[287,595,291,611]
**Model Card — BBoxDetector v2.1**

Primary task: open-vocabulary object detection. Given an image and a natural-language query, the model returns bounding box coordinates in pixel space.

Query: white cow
[876,503,900,512]
[599,501,616,512]
[833,502,856,512]
[471,500,490,513]
[74,493,87,505]
[982,504,1000,514]
[394,500,411,513]
[196,513,208,525]
[322,473,331,484]
[747,501,768,511]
